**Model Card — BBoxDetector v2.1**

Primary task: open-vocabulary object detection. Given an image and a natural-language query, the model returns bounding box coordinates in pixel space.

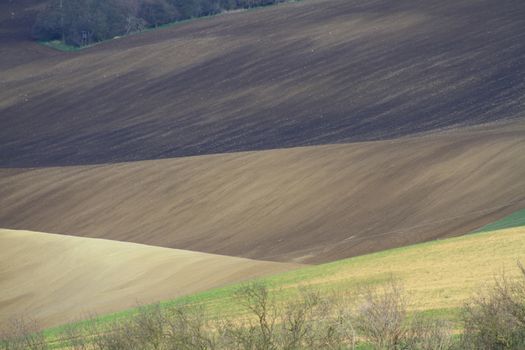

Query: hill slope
[1,0,524,166]
[39,214,525,336]
[0,229,298,328]
[136,221,525,322]
[2,122,525,263]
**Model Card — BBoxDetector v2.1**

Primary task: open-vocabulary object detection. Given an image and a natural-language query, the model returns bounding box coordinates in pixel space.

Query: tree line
[32,0,285,46]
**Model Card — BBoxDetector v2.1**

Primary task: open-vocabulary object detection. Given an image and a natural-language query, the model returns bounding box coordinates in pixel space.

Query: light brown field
[0,228,299,328]
[2,121,525,264]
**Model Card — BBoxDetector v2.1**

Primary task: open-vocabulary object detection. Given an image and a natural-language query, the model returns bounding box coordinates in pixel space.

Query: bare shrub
[92,320,136,350]
[83,314,111,350]
[1,281,458,350]
[218,319,259,350]
[164,304,216,350]
[131,304,167,349]
[305,308,356,349]
[89,304,170,350]
[225,282,279,350]
[404,314,454,350]
[356,280,408,349]
[58,321,90,350]
[239,282,278,348]
[278,288,322,349]
[279,290,355,350]
[0,316,48,350]
[461,263,525,350]
[355,280,454,350]
[220,283,356,350]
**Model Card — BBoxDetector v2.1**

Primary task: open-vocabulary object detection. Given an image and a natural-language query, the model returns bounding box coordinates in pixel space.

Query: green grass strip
[474,207,525,233]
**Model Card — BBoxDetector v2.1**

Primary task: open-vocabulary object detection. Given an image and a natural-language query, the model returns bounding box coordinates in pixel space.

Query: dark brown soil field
[0,0,54,71]
[1,0,524,167]
[0,0,43,42]
[2,121,525,263]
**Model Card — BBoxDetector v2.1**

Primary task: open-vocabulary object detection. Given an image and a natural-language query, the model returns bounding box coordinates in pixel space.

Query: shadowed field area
[2,122,525,263]
[0,228,299,328]
[1,0,524,166]
[0,0,54,71]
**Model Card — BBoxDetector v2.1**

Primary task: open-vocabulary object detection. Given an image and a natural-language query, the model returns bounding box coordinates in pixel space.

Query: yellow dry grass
[286,226,525,312]
[143,225,525,326]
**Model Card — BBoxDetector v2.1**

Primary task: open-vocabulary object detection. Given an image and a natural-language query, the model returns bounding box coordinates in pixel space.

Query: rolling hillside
[185,222,525,321]
[1,0,524,342]
[0,228,298,328]
[2,122,525,263]
[42,211,525,334]
[1,0,524,166]
[134,214,525,319]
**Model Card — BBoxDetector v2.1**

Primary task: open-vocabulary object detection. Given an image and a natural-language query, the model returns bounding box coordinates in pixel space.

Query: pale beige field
[0,228,299,328]
[2,121,525,264]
